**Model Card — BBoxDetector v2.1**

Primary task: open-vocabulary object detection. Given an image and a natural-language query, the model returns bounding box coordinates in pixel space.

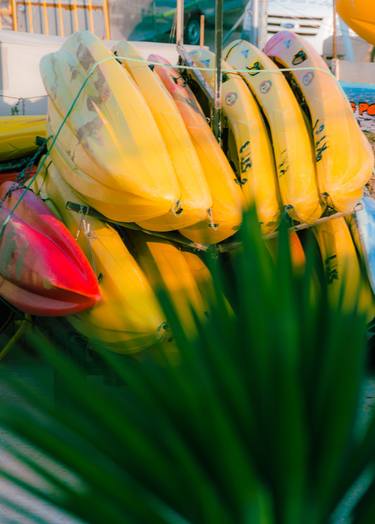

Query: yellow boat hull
[48,101,177,222]
[128,232,212,336]
[114,41,212,232]
[40,31,180,223]
[151,54,243,244]
[188,48,280,235]
[313,216,374,319]
[32,161,166,353]
[224,40,322,224]
[0,115,47,162]
[264,31,374,214]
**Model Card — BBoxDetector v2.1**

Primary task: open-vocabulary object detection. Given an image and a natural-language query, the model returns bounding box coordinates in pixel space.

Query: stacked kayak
[224,39,322,224]
[41,31,181,224]
[0,181,100,316]
[263,31,373,213]
[113,41,213,233]
[33,164,167,352]
[0,115,47,162]
[0,29,373,354]
[0,115,47,184]
[186,48,280,235]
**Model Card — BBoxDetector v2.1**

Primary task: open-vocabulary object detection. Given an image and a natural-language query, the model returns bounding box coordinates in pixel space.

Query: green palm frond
[0,208,374,524]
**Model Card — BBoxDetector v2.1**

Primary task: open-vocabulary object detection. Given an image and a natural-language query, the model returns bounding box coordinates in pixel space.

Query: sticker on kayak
[260,80,272,94]
[313,119,328,162]
[241,48,250,58]
[225,92,238,106]
[292,50,307,66]
[325,254,339,284]
[240,140,252,175]
[284,39,292,49]
[302,72,314,86]
[278,150,289,177]
[246,61,263,76]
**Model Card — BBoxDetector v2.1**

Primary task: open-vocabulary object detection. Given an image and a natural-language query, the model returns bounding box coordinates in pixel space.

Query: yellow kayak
[151,54,243,245]
[32,161,166,353]
[264,31,374,214]
[224,40,322,225]
[48,101,170,222]
[187,48,280,235]
[337,0,375,45]
[41,31,180,223]
[128,232,212,335]
[114,41,212,232]
[313,216,374,319]
[0,115,47,162]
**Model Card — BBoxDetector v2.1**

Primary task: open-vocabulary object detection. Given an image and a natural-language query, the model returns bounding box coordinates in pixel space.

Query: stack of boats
[0,30,373,353]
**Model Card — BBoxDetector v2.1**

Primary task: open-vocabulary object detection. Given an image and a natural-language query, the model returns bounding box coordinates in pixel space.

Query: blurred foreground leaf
[0,209,374,524]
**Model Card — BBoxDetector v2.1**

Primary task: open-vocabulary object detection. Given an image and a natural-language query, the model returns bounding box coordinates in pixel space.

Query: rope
[121,54,337,79]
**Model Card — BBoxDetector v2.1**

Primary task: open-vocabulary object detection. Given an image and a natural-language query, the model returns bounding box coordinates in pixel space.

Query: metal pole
[11,0,18,31]
[213,0,223,144]
[176,0,184,47]
[200,14,205,47]
[258,0,268,49]
[102,0,111,39]
[251,0,259,45]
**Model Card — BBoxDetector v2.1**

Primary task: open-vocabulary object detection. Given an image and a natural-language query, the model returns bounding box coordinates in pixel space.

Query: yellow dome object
[0,115,47,162]
[264,31,374,214]
[224,40,322,225]
[114,41,212,232]
[187,48,280,235]
[337,0,375,45]
[32,161,166,353]
[40,31,180,223]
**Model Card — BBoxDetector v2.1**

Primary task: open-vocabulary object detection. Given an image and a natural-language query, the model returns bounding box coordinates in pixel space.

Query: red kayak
[0,182,101,316]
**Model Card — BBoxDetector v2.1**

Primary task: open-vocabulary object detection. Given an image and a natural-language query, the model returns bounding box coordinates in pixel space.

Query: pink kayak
[0,181,101,316]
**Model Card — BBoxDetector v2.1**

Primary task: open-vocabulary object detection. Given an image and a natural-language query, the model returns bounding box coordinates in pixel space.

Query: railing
[0,0,110,38]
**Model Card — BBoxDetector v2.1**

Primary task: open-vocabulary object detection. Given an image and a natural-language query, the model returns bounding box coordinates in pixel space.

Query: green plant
[0,209,374,524]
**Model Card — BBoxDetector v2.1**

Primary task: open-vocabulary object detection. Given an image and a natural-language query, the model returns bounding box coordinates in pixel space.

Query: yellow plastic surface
[264,31,374,214]
[224,40,322,224]
[32,161,166,353]
[48,100,171,222]
[152,58,243,244]
[337,0,375,45]
[313,216,374,319]
[41,31,180,223]
[114,41,212,232]
[128,232,212,335]
[188,48,280,235]
[0,115,47,162]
